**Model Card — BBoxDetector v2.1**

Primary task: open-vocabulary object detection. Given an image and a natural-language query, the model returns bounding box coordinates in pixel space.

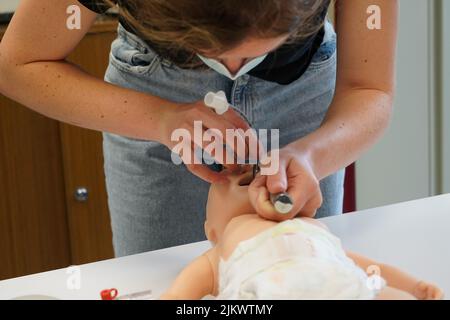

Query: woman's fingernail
[273,182,286,192]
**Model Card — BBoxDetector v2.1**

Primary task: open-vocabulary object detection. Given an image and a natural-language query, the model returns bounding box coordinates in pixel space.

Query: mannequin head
[204,171,255,244]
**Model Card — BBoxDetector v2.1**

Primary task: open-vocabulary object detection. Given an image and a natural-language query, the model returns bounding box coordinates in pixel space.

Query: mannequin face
[205,171,255,244]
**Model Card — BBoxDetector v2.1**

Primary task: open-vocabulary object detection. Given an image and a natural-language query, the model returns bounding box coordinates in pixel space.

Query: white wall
[0,0,20,13]
[355,0,437,209]
[443,0,450,193]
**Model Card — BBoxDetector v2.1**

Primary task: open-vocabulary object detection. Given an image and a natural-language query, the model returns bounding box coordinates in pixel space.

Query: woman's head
[109,0,330,62]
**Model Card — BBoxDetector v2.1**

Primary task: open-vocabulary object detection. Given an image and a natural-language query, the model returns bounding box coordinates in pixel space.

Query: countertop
[1,194,449,300]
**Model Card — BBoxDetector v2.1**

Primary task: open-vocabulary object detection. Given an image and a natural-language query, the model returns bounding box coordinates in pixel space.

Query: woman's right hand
[158,100,259,183]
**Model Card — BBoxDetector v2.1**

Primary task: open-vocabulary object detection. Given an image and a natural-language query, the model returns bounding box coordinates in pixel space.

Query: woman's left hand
[248,145,323,221]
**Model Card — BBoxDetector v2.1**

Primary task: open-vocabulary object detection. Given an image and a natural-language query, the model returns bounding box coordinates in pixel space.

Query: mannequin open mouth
[238,171,254,186]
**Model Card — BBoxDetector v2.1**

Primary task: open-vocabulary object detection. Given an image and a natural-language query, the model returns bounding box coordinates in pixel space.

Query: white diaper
[217,219,385,300]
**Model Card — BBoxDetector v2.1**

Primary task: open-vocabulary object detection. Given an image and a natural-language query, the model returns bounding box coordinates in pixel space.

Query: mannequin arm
[160,248,216,300]
[347,251,444,300]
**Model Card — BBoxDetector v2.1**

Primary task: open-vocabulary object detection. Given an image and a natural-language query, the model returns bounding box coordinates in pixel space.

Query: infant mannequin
[161,171,444,300]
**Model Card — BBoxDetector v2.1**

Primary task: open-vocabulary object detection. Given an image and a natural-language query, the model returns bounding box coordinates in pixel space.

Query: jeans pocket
[109,37,160,76]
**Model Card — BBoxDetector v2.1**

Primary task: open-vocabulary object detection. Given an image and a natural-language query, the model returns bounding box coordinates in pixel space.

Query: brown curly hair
[106,0,330,64]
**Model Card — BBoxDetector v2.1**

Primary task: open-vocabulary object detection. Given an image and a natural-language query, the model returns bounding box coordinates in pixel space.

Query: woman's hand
[248,145,322,221]
[159,100,256,184]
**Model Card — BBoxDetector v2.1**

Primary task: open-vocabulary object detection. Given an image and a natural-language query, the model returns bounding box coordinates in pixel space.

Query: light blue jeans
[103,22,344,257]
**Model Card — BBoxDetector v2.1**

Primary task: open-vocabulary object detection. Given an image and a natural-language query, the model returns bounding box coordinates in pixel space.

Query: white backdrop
[0,0,20,13]
[443,0,450,194]
[356,0,440,210]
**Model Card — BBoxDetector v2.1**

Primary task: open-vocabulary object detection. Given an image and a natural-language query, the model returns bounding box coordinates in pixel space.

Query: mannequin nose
[227,170,254,187]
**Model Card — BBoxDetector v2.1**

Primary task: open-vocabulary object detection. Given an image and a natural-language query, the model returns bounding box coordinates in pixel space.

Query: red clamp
[100,288,118,300]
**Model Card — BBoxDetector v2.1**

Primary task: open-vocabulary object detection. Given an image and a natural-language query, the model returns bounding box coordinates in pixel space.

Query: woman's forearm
[0,59,173,141]
[291,87,393,180]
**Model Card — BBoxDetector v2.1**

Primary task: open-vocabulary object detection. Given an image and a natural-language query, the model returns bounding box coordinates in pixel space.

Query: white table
[1,194,450,300]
